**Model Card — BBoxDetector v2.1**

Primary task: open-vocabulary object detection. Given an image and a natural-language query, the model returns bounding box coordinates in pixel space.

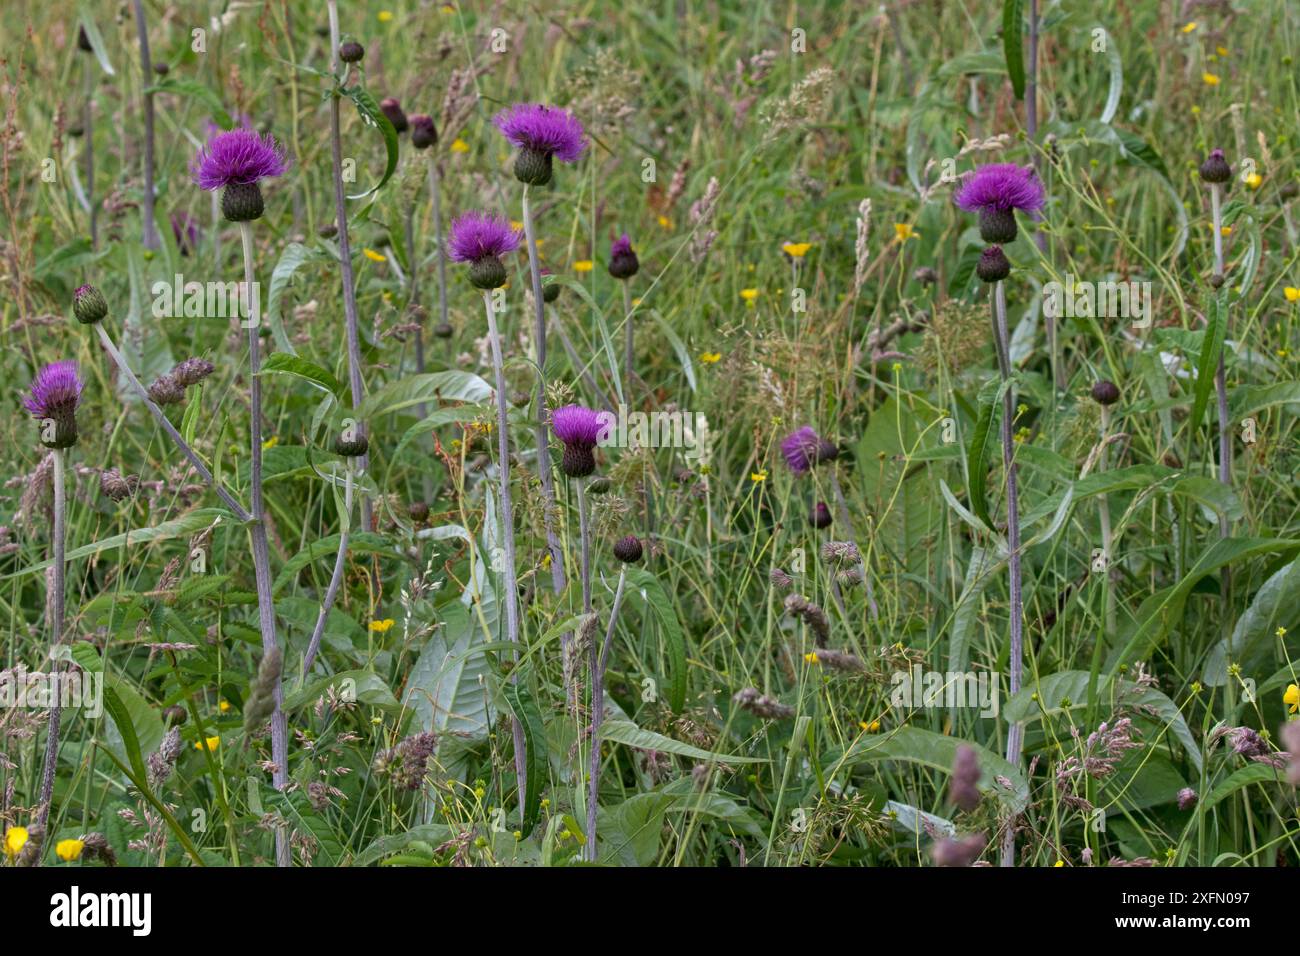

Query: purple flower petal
[447,212,521,262]
[954,163,1045,213]
[191,128,288,191]
[24,360,83,419]
[493,103,586,164]
[550,404,604,448]
[780,425,820,475]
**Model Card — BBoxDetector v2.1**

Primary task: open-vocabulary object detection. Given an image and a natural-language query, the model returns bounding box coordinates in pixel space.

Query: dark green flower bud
[513,147,553,186]
[469,256,507,290]
[1090,380,1120,406]
[976,245,1011,283]
[1199,149,1231,184]
[978,207,1017,244]
[73,284,108,324]
[222,181,264,222]
[613,535,643,563]
[339,41,364,64]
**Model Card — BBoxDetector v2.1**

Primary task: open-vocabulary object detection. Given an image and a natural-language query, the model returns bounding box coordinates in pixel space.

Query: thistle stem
[327,0,372,536]
[35,447,67,851]
[93,323,250,521]
[240,221,290,868]
[302,459,354,676]
[83,57,96,249]
[1098,406,1116,637]
[1209,183,1232,617]
[586,567,627,863]
[429,155,449,335]
[483,289,528,810]
[993,279,1025,867]
[622,280,634,391]
[131,0,157,250]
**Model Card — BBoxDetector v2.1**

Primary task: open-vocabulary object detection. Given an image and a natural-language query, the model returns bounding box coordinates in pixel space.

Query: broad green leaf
[340,85,399,199]
[624,567,687,712]
[1002,0,1025,99]
[600,719,767,764]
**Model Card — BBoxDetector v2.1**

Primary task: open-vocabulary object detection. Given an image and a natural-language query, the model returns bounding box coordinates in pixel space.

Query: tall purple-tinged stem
[521,187,572,695]
[429,156,449,336]
[240,222,289,867]
[992,279,1025,867]
[131,0,157,250]
[83,56,96,249]
[302,461,354,675]
[483,289,528,809]
[34,448,67,855]
[622,281,634,391]
[327,0,373,536]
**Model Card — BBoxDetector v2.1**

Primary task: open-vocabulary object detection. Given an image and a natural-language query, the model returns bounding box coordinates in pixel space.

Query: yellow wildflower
[657,215,672,229]
[1202,72,1220,86]
[1245,172,1262,189]
[377,10,393,22]
[1285,683,1300,714]
[698,352,721,364]
[1283,287,1300,302]
[1216,45,1229,56]
[218,699,231,713]
[859,719,881,732]
[195,735,220,752]
[450,138,469,154]
[363,248,387,262]
[262,435,278,450]
[1182,21,1198,33]
[573,260,594,273]
[781,241,813,258]
[740,288,759,305]
[1054,860,1066,867]
[1278,626,1289,638]
[893,223,918,242]
[1220,225,1232,237]
[4,826,28,857]
[56,839,85,862]
[370,618,396,633]
[804,652,819,664]
[750,469,767,482]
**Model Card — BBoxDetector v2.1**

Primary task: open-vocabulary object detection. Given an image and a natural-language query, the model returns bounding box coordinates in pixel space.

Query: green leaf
[76,9,115,76]
[1003,670,1202,773]
[340,85,399,199]
[355,371,493,420]
[624,567,687,712]
[649,309,696,392]
[266,791,344,866]
[600,719,767,764]
[3,508,232,580]
[260,352,344,397]
[965,378,1003,532]
[1200,763,1288,813]
[1097,26,1122,124]
[1002,0,1025,99]
[1190,288,1229,434]
[272,531,392,593]
[828,727,1029,812]
[501,682,548,832]
[265,243,321,355]
[1230,381,1300,420]
[144,79,230,129]
[102,681,158,781]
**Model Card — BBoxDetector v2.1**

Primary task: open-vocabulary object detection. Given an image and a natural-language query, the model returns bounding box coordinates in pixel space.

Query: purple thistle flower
[955,163,1045,244]
[191,128,287,190]
[954,164,1045,214]
[191,127,287,223]
[494,103,586,185]
[24,360,83,449]
[448,212,521,289]
[780,425,821,475]
[551,404,605,478]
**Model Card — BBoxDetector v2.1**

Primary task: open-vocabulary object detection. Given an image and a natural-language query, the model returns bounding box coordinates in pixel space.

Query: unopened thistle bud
[152,62,169,76]
[613,534,643,563]
[408,500,429,523]
[73,284,108,324]
[976,245,1011,283]
[334,427,369,457]
[338,41,364,64]
[1090,380,1120,406]
[433,322,454,339]
[608,234,639,280]
[76,25,93,53]
[409,114,437,150]
[1199,148,1231,184]
[587,476,612,495]
[379,97,408,133]
[811,501,832,528]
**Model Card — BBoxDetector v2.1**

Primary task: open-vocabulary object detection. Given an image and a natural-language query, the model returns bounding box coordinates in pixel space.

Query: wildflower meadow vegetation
[2,0,1299,876]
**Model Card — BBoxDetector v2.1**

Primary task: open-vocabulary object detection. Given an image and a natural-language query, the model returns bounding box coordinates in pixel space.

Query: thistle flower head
[956,164,1045,244]
[72,284,108,324]
[409,113,437,150]
[494,103,587,163]
[551,403,604,477]
[190,128,288,191]
[780,425,821,475]
[379,97,408,133]
[447,212,521,263]
[1199,148,1232,184]
[494,103,586,184]
[608,232,639,279]
[613,534,644,563]
[448,212,521,289]
[24,360,83,449]
[810,501,832,528]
